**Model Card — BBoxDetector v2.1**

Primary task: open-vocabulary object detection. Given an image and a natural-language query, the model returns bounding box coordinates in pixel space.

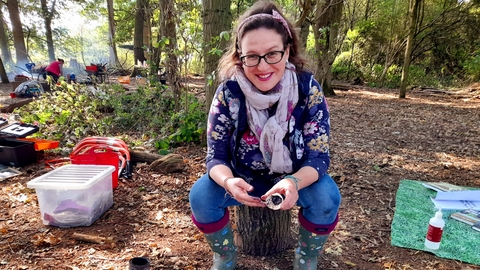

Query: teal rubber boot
[293,225,330,270]
[204,222,237,270]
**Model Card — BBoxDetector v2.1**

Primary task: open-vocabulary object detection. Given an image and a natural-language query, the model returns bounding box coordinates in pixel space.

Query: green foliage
[14,81,206,152]
[219,31,230,42]
[463,52,480,81]
[362,64,401,88]
[207,70,216,86]
[407,65,438,87]
[104,85,176,134]
[154,95,206,150]
[384,65,402,88]
[332,51,363,81]
[14,83,114,146]
[104,84,206,151]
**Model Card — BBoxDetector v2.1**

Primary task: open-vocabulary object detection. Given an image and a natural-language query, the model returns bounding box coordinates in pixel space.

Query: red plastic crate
[85,65,98,72]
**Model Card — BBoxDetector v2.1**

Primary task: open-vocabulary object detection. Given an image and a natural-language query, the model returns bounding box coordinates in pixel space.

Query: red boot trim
[192,209,230,234]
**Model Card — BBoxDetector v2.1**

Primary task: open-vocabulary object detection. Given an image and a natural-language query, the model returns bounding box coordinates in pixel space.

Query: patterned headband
[237,9,293,38]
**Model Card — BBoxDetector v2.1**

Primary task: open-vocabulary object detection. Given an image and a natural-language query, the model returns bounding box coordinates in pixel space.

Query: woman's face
[239,28,289,93]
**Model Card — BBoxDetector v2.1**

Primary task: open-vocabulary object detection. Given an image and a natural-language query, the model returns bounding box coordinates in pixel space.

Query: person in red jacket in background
[44,58,64,82]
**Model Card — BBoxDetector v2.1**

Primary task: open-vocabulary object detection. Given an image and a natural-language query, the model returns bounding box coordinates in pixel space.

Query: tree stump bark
[129,150,185,174]
[130,150,163,163]
[233,206,294,256]
[148,153,185,173]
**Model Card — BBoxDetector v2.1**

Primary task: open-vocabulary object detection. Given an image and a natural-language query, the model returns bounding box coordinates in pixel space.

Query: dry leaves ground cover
[1,82,480,270]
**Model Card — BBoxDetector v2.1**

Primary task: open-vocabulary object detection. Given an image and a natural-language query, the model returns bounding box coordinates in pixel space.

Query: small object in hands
[129,257,151,270]
[264,193,285,210]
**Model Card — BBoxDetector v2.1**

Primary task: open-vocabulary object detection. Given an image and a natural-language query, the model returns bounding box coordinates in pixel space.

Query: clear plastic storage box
[27,164,115,228]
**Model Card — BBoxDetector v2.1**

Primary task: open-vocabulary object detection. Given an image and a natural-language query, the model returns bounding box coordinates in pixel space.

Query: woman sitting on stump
[189,1,341,269]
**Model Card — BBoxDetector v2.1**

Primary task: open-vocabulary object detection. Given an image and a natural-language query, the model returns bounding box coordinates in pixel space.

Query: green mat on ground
[391,179,480,265]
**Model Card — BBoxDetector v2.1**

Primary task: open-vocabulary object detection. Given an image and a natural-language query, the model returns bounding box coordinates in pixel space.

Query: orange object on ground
[18,138,60,151]
[118,76,131,84]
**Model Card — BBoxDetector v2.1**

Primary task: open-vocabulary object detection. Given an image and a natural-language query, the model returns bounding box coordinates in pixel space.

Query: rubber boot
[192,209,237,270]
[293,211,339,270]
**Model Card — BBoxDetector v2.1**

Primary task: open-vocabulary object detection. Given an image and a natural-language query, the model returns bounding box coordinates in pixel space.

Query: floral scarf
[235,62,299,174]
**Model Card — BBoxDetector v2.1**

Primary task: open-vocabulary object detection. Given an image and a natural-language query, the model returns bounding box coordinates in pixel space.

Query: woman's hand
[261,179,299,210]
[225,177,266,207]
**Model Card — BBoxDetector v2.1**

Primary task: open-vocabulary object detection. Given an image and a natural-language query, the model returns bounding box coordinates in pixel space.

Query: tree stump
[233,206,294,256]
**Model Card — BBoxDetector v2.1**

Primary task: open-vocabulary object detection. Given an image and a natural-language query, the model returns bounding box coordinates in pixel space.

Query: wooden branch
[412,86,453,94]
[130,150,163,163]
[71,233,113,244]
[332,84,366,91]
[0,98,33,113]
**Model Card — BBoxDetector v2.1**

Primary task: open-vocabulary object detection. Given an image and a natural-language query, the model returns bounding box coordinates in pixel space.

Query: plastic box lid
[27,164,115,190]
[0,123,39,138]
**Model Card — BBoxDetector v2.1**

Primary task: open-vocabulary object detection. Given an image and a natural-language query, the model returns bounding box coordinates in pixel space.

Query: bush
[14,81,207,152]
[104,84,207,150]
[332,51,364,82]
[14,82,114,147]
[463,53,480,82]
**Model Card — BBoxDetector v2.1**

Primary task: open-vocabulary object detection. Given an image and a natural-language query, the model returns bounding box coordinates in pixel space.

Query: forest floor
[0,79,480,270]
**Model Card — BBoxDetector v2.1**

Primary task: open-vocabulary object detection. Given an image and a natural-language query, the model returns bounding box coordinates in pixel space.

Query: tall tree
[399,0,422,98]
[6,0,28,65]
[107,0,119,66]
[133,0,147,64]
[376,0,408,87]
[0,57,9,83]
[202,0,232,110]
[313,0,345,96]
[295,0,316,50]
[40,0,57,61]
[0,6,12,65]
[160,0,181,112]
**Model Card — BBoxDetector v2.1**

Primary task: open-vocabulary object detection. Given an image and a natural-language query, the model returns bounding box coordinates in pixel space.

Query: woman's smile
[257,73,273,80]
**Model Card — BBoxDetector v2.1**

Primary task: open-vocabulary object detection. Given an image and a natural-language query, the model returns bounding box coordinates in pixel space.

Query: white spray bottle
[424,208,445,250]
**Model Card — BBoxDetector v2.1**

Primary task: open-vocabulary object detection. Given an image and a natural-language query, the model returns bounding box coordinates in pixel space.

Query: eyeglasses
[240,51,285,67]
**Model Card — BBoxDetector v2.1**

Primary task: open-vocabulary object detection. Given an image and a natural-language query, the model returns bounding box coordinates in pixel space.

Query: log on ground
[148,153,185,174]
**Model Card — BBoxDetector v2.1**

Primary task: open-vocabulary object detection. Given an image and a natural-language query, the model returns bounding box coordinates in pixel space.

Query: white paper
[435,190,480,201]
[431,198,480,210]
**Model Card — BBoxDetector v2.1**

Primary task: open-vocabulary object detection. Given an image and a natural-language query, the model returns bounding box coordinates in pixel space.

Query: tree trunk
[234,206,294,255]
[295,0,315,51]
[160,0,182,112]
[143,6,152,61]
[202,0,232,111]
[133,0,147,65]
[399,0,422,98]
[313,0,344,96]
[107,0,120,66]
[0,7,12,65]
[40,0,55,62]
[6,0,28,66]
[0,57,9,83]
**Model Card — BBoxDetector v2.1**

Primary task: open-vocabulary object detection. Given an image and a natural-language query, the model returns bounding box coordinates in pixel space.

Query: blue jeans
[189,173,341,225]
